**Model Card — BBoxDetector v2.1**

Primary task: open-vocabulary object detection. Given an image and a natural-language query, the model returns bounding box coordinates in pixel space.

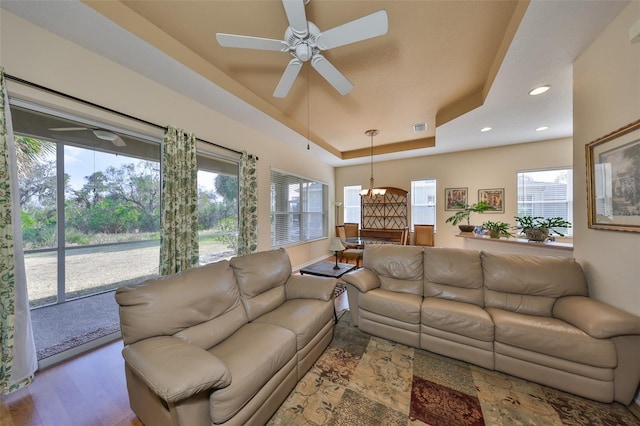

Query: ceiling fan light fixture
[216,1,388,98]
[93,129,118,141]
[528,85,551,96]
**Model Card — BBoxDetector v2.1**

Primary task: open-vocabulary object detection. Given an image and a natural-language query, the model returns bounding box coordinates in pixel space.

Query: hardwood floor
[0,266,351,426]
[1,338,141,426]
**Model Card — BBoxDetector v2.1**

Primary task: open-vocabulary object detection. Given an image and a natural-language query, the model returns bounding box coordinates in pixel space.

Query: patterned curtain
[0,68,37,394]
[237,151,258,255]
[159,126,199,276]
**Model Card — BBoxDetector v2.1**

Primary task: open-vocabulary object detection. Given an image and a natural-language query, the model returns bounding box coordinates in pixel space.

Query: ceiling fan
[216,0,388,98]
[49,127,127,147]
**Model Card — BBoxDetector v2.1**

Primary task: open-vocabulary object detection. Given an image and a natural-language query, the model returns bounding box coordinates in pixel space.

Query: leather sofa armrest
[553,296,640,338]
[285,274,337,301]
[123,336,231,403]
[341,268,380,293]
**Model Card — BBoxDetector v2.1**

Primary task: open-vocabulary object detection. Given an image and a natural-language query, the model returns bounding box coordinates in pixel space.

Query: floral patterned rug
[268,312,639,426]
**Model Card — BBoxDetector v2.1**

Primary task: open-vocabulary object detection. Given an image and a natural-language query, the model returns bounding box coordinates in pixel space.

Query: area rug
[268,312,638,426]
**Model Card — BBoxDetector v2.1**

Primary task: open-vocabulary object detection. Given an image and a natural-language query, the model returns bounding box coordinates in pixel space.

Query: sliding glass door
[11,99,240,360]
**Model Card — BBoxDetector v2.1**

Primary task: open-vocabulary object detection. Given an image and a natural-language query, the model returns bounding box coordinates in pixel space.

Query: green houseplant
[445,201,495,232]
[481,220,513,239]
[514,216,572,242]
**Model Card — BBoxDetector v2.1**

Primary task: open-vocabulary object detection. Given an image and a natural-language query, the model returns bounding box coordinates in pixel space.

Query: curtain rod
[5,73,252,158]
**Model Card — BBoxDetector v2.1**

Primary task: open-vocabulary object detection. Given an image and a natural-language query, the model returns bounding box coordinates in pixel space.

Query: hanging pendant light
[359,129,386,197]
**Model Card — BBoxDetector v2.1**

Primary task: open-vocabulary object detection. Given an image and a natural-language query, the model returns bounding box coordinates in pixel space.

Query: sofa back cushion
[230,248,290,320]
[481,252,588,316]
[364,245,424,295]
[423,247,484,306]
[116,260,247,347]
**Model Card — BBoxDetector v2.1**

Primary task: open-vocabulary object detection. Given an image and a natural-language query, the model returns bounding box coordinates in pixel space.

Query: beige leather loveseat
[115,248,336,426]
[342,244,640,405]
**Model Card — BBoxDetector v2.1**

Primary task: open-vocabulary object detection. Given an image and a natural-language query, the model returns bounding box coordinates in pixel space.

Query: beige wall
[573,2,640,317]
[335,138,573,249]
[0,10,335,268]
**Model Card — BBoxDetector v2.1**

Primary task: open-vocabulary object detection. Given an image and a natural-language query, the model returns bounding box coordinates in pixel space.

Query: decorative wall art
[445,187,468,210]
[586,119,640,233]
[478,188,504,213]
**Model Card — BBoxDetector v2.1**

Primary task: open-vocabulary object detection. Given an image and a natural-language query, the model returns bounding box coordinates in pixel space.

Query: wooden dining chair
[335,225,364,267]
[343,223,359,238]
[413,224,435,246]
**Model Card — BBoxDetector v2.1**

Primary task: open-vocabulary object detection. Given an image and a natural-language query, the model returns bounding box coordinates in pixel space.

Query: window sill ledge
[456,233,573,251]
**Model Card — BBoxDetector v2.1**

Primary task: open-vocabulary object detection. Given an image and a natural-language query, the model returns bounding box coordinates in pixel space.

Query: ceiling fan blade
[216,33,288,52]
[282,0,308,38]
[49,127,91,132]
[111,136,127,147]
[315,10,388,50]
[311,54,354,95]
[273,58,303,98]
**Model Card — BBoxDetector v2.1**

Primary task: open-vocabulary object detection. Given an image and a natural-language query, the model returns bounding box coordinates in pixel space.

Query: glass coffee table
[299,261,356,278]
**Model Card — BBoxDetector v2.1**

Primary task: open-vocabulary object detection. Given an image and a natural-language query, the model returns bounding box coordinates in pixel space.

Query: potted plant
[514,216,572,242]
[481,220,513,239]
[445,201,495,232]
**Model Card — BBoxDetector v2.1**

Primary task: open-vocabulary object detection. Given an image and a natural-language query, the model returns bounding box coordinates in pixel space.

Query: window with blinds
[517,168,573,236]
[411,179,436,230]
[270,169,328,247]
[343,185,362,225]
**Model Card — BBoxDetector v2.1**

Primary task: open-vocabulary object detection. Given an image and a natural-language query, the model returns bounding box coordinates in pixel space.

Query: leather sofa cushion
[488,308,617,368]
[253,299,334,350]
[482,253,588,316]
[423,247,484,306]
[208,322,296,424]
[230,249,290,320]
[116,260,246,346]
[359,288,422,324]
[365,245,424,295]
[421,298,494,342]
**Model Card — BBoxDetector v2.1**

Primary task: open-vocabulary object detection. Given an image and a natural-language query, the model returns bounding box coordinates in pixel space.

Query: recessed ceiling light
[536,126,549,131]
[529,85,551,96]
[480,127,492,132]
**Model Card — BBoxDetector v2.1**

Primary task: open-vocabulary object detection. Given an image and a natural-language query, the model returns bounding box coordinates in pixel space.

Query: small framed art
[445,187,468,210]
[478,188,504,213]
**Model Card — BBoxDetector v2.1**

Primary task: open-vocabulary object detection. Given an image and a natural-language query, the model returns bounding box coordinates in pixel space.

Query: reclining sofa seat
[481,251,638,403]
[421,247,495,369]
[345,245,424,347]
[116,248,336,426]
[343,245,640,405]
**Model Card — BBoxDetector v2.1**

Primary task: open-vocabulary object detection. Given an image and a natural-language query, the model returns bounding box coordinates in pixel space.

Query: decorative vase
[525,229,548,242]
[489,230,501,239]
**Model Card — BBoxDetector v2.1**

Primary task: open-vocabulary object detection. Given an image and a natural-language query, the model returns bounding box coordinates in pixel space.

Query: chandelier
[359,129,386,197]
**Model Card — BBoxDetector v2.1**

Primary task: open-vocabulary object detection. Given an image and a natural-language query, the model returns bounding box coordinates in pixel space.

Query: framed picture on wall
[445,187,468,210]
[478,188,504,213]
[586,119,640,233]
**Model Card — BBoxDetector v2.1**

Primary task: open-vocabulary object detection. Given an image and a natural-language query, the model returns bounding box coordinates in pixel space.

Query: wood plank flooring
[0,264,351,426]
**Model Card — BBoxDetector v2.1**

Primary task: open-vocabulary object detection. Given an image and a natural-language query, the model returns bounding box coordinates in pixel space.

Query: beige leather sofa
[116,248,336,426]
[342,244,640,405]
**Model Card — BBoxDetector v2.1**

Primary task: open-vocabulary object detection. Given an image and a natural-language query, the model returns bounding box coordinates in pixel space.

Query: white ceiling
[1,0,629,167]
